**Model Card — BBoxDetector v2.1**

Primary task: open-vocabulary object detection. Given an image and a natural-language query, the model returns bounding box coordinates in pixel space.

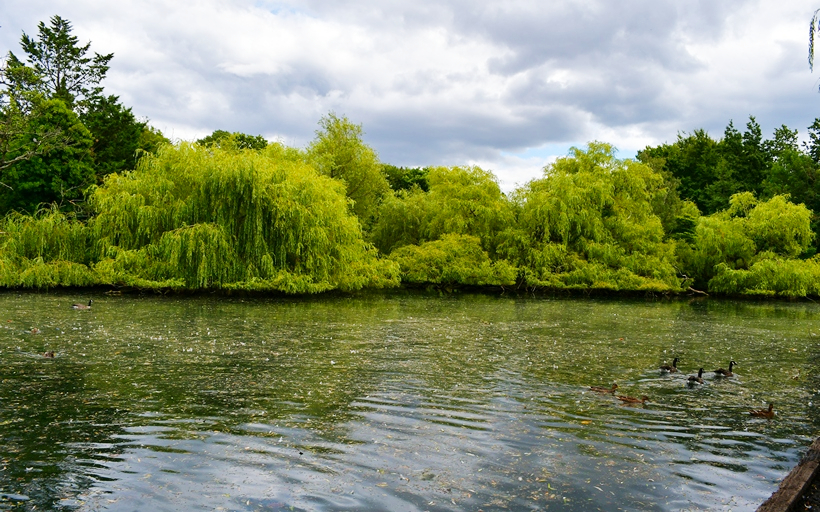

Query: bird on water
[617,395,649,404]
[660,357,679,373]
[688,368,705,385]
[72,300,93,310]
[749,403,774,419]
[589,383,618,393]
[714,360,737,377]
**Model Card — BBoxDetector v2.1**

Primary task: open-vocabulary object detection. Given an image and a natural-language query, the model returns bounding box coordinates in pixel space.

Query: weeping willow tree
[679,192,817,296]
[0,206,98,287]
[84,143,399,292]
[0,143,398,292]
[389,234,517,286]
[370,165,515,257]
[501,142,682,292]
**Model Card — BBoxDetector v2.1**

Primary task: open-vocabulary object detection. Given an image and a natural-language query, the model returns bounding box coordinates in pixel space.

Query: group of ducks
[589,357,776,419]
[33,300,94,358]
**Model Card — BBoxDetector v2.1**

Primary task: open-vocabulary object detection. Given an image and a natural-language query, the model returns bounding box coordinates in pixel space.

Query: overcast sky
[2,0,818,190]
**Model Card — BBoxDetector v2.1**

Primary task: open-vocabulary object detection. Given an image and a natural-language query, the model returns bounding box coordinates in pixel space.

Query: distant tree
[388,234,516,286]
[6,15,113,109]
[0,51,82,182]
[805,118,820,163]
[0,98,95,213]
[307,113,389,222]
[382,164,429,192]
[80,94,146,178]
[506,142,681,292]
[370,165,513,257]
[196,129,268,151]
[639,117,776,215]
[87,143,398,292]
[137,125,170,154]
[0,92,73,176]
[679,193,814,290]
[764,124,799,156]
[638,129,723,212]
[2,16,151,186]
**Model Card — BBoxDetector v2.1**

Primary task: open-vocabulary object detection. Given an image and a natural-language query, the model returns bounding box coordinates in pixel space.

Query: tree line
[1,16,819,298]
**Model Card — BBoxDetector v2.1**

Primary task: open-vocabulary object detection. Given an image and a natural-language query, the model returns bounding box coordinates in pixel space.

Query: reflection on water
[0,292,818,510]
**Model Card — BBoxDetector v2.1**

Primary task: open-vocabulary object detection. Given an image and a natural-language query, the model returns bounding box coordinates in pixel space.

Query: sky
[2,0,819,190]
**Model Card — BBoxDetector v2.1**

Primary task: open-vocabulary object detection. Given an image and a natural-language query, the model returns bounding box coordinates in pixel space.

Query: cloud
[1,0,818,189]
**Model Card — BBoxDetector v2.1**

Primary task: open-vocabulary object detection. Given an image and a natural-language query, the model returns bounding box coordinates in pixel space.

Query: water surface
[0,292,818,511]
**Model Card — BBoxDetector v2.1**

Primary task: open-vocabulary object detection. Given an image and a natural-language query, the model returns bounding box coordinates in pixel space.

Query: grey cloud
[363,103,584,165]
[3,0,819,188]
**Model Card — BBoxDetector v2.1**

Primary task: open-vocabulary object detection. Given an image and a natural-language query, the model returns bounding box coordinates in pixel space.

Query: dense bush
[388,234,516,286]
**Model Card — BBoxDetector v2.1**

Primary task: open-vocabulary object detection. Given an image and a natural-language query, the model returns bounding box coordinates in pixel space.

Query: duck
[660,357,679,373]
[589,383,618,393]
[43,351,54,358]
[688,368,705,385]
[30,327,41,334]
[72,299,93,310]
[749,403,774,419]
[617,395,649,404]
[714,360,737,377]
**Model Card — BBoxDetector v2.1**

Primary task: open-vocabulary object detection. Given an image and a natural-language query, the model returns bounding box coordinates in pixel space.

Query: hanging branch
[811,9,820,74]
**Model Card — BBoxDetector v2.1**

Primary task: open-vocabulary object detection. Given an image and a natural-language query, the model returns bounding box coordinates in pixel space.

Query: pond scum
[1,141,820,297]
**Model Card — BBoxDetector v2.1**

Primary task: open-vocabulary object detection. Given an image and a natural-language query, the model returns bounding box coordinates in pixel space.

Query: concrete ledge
[758,438,820,512]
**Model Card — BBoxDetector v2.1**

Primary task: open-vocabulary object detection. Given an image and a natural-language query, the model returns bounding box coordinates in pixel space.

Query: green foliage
[678,193,815,291]
[388,234,517,286]
[81,94,147,177]
[370,165,513,257]
[676,214,756,288]
[86,143,399,292]
[743,194,814,257]
[382,164,429,192]
[639,118,772,215]
[424,166,514,254]
[709,257,820,297]
[0,207,89,262]
[0,98,95,213]
[806,118,820,163]
[307,113,389,222]
[503,142,681,292]
[369,187,430,254]
[137,125,170,155]
[196,129,268,151]
[0,207,96,288]
[0,15,157,215]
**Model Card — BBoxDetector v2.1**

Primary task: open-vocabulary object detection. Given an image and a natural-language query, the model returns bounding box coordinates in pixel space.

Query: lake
[0,291,817,511]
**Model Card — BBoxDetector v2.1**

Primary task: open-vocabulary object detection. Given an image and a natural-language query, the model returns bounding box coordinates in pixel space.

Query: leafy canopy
[307,113,389,222]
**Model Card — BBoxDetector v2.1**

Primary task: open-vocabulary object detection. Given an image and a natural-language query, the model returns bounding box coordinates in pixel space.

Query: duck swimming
[43,351,54,358]
[688,368,704,385]
[660,357,679,373]
[589,383,618,393]
[617,395,649,404]
[750,403,774,419]
[72,300,93,310]
[714,360,737,377]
